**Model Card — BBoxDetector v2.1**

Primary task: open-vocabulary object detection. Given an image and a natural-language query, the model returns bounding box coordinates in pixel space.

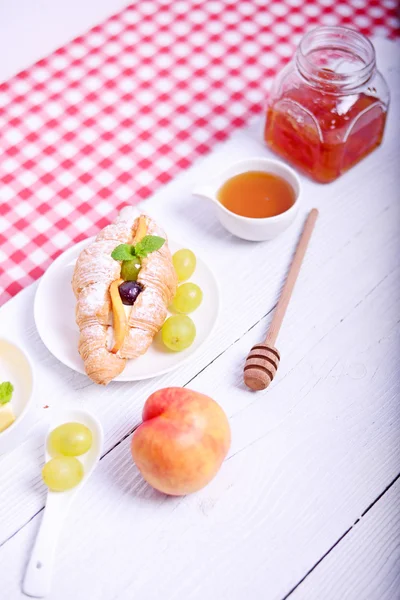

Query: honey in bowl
[217,171,295,219]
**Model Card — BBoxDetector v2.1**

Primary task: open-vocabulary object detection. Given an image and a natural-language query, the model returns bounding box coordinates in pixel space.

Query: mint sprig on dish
[111,236,165,261]
[135,236,165,258]
[111,244,136,261]
[0,381,14,405]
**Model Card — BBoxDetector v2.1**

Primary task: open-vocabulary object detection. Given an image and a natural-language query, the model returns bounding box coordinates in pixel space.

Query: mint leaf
[111,244,136,261]
[112,237,165,261]
[135,236,165,258]
[0,382,13,405]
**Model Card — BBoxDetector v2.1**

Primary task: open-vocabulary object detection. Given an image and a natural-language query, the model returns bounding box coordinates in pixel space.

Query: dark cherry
[118,281,144,305]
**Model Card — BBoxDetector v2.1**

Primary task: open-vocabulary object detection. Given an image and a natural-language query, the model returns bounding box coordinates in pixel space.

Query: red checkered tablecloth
[0,1,399,306]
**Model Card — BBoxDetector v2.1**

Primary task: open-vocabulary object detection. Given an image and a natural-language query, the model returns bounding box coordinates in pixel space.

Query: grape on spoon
[23,409,103,598]
[42,457,84,492]
[48,422,93,457]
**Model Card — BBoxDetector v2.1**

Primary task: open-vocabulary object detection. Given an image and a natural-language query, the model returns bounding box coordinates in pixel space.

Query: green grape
[48,422,93,457]
[172,283,203,314]
[121,258,141,281]
[172,249,196,282]
[161,315,196,351]
[42,457,84,492]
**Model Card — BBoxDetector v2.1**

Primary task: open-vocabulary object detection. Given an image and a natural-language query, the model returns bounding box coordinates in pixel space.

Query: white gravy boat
[193,157,301,241]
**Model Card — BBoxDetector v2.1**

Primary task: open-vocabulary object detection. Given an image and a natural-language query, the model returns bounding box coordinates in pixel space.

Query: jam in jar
[264,27,390,183]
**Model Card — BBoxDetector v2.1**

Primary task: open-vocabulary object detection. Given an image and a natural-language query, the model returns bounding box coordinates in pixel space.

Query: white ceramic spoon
[23,408,103,598]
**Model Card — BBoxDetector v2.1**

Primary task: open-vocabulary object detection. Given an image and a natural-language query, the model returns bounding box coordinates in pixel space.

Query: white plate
[34,238,219,381]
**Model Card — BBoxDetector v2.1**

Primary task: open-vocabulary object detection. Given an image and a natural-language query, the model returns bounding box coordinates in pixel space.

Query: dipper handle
[266,208,318,346]
[244,209,318,392]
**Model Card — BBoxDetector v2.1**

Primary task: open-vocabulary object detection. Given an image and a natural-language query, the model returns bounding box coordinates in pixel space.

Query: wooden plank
[0,221,399,599]
[290,477,400,600]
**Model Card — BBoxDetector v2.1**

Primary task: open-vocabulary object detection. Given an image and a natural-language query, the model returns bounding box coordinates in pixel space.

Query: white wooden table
[1,5,400,599]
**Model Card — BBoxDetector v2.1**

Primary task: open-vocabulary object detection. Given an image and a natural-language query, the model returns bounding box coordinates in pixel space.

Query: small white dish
[193,157,301,241]
[0,339,35,454]
[34,238,219,381]
[23,408,103,598]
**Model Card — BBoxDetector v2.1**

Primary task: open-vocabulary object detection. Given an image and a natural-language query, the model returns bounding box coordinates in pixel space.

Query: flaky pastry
[72,208,177,384]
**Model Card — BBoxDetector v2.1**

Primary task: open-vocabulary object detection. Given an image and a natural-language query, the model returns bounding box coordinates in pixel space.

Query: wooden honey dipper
[244,208,319,391]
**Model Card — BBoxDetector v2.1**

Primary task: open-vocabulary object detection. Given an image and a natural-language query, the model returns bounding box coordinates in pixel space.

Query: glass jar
[264,27,390,183]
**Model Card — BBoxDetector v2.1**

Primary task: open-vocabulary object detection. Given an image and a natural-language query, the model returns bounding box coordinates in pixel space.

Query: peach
[131,387,231,495]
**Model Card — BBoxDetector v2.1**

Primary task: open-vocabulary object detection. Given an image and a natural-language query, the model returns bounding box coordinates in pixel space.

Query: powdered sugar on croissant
[72,209,177,384]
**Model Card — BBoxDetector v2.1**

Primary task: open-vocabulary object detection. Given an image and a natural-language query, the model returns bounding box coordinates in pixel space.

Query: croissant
[72,208,177,385]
